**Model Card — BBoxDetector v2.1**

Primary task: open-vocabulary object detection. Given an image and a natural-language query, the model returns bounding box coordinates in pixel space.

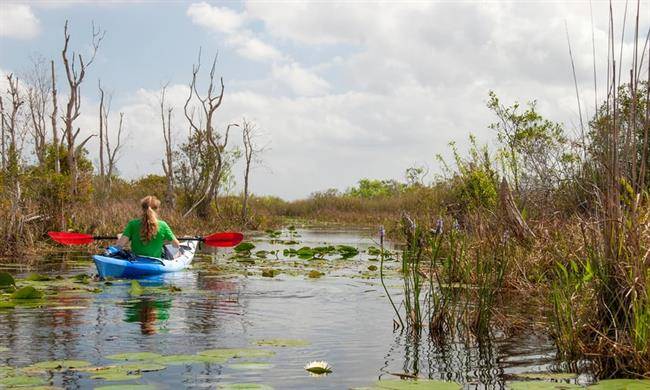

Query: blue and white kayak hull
[92,241,197,279]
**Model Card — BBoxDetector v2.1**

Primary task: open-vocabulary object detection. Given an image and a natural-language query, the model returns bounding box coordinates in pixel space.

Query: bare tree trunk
[105,112,124,193]
[61,20,104,196]
[241,119,257,225]
[50,60,60,174]
[98,80,106,181]
[160,84,175,208]
[25,57,51,167]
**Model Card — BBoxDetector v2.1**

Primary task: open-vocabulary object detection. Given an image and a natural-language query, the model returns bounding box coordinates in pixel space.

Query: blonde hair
[140,195,161,242]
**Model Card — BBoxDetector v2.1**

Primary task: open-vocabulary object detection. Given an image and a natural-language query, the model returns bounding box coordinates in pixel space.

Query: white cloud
[271,63,330,96]
[0,3,40,39]
[227,34,284,62]
[186,2,245,34]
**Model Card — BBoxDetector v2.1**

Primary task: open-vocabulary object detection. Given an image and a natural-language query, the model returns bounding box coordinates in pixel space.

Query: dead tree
[240,118,265,225]
[50,60,60,174]
[25,56,51,166]
[160,84,175,208]
[0,74,25,176]
[98,80,106,180]
[61,20,104,195]
[182,49,232,218]
[105,112,124,192]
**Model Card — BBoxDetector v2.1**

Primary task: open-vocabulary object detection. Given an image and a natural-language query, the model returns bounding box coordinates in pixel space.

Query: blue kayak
[92,241,197,279]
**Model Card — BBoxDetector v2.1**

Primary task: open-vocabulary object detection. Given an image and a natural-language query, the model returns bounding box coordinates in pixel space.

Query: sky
[0,1,648,200]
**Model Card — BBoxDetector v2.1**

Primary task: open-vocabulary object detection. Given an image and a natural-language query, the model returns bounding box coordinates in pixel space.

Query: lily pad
[261,269,279,278]
[198,348,275,360]
[95,386,157,390]
[91,371,141,381]
[0,346,8,352]
[0,375,47,387]
[307,271,323,279]
[588,379,650,390]
[11,286,43,300]
[88,363,163,381]
[24,273,52,282]
[255,339,310,347]
[129,281,144,296]
[218,384,274,390]
[28,359,91,370]
[105,352,161,361]
[228,362,273,370]
[234,243,255,253]
[0,272,15,287]
[368,265,378,271]
[507,382,582,390]
[153,354,227,365]
[374,380,463,390]
[514,373,577,381]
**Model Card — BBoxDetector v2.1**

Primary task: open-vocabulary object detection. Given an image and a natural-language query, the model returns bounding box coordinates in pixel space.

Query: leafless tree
[182,49,235,218]
[61,20,104,195]
[0,74,25,175]
[25,56,52,166]
[160,83,175,208]
[50,60,60,174]
[105,112,124,192]
[240,118,265,225]
[97,80,123,193]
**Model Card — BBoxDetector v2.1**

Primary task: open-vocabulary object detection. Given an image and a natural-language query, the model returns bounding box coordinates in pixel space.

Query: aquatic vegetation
[370,379,462,389]
[506,382,581,390]
[198,348,275,359]
[24,273,52,282]
[514,373,577,380]
[304,361,332,374]
[0,375,47,387]
[106,352,162,361]
[26,359,91,371]
[11,286,43,299]
[368,265,378,271]
[128,281,145,296]
[218,384,274,390]
[587,379,650,389]
[307,270,323,278]
[95,386,157,390]
[254,339,309,347]
[261,269,280,278]
[234,242,256,254]
[153,354,228,365]
[0,272,16,288]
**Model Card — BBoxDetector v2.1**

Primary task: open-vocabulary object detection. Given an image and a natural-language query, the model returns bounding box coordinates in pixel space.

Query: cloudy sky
[0,1,648,199]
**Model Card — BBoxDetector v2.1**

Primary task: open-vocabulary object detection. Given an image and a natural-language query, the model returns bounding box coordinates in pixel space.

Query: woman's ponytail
[140,195,161,242]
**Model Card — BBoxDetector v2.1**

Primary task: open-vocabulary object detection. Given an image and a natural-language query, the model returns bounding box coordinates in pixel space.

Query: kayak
[92,241,197,279]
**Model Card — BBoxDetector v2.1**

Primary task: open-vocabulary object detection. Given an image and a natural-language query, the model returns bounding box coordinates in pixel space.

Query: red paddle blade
[48,231,95,245]
[203,232,244,247]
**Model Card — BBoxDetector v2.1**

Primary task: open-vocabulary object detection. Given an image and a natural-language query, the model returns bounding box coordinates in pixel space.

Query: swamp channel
[0,226,631,389]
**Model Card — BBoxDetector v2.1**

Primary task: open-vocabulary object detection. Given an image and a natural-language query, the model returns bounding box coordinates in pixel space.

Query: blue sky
[1,1,648,199]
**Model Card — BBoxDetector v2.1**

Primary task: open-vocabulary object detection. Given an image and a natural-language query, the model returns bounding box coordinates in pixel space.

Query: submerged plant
[304,360,332,374]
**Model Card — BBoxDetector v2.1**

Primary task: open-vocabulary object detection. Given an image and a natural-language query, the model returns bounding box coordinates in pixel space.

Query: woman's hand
[116,234,130,248]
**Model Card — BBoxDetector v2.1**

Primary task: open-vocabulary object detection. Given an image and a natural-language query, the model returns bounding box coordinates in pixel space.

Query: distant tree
[240,118,265,225]
[160,83,176,208]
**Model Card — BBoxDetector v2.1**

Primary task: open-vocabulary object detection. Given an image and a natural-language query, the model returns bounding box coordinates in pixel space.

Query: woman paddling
[116,195,180,258]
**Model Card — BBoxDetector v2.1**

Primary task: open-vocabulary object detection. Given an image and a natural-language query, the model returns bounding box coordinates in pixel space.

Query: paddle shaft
[92,235,204,241]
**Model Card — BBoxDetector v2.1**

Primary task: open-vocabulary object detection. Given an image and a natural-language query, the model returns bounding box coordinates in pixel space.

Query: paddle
[47,231,244,248]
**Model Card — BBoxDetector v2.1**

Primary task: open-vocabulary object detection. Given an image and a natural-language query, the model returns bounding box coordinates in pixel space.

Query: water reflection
[123,298,171,335]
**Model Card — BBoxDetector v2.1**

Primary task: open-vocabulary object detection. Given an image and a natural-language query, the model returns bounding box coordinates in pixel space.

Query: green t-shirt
[122,219,176,258]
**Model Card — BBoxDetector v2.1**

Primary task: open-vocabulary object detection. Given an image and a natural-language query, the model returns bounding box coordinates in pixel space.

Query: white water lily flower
[304,360,332,374]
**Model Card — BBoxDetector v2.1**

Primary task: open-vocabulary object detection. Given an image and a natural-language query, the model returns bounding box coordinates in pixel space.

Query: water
[0,226,562,389]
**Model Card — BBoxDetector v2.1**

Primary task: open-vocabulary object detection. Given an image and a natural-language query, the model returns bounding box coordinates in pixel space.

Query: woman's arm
[171,238,180,248]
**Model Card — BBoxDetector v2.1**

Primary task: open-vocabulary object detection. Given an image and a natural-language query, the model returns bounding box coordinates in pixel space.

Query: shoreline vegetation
[1,8,649,381]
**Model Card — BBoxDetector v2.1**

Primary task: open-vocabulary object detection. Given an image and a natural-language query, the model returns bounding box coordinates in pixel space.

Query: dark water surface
[0,227,561,389]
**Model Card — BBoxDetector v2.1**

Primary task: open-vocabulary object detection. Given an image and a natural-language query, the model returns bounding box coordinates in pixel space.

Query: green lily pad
[0,272,15,287]
[368,265,378,271]
[0,301,16,309]
[261,269,279,278]
[128,281,144,296]
[95,386,157,390]
[255,339,310,347]
[228,362,273,370]
[153,354,227,365]
[374,380,463,390]
[507,382,582,390]
[0,346,8,352]
[11,286,43,300]
[234,243,255,253]
[588,379,650,390]
[24,273,52,282]
[198,348,275,360]
[105,352,161,361]
[0,375,47,387]
[307,271,323,279]
[88,363,163,381]
[29,359,91,370]
[514,373,577,380]
[218,384,274,390]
